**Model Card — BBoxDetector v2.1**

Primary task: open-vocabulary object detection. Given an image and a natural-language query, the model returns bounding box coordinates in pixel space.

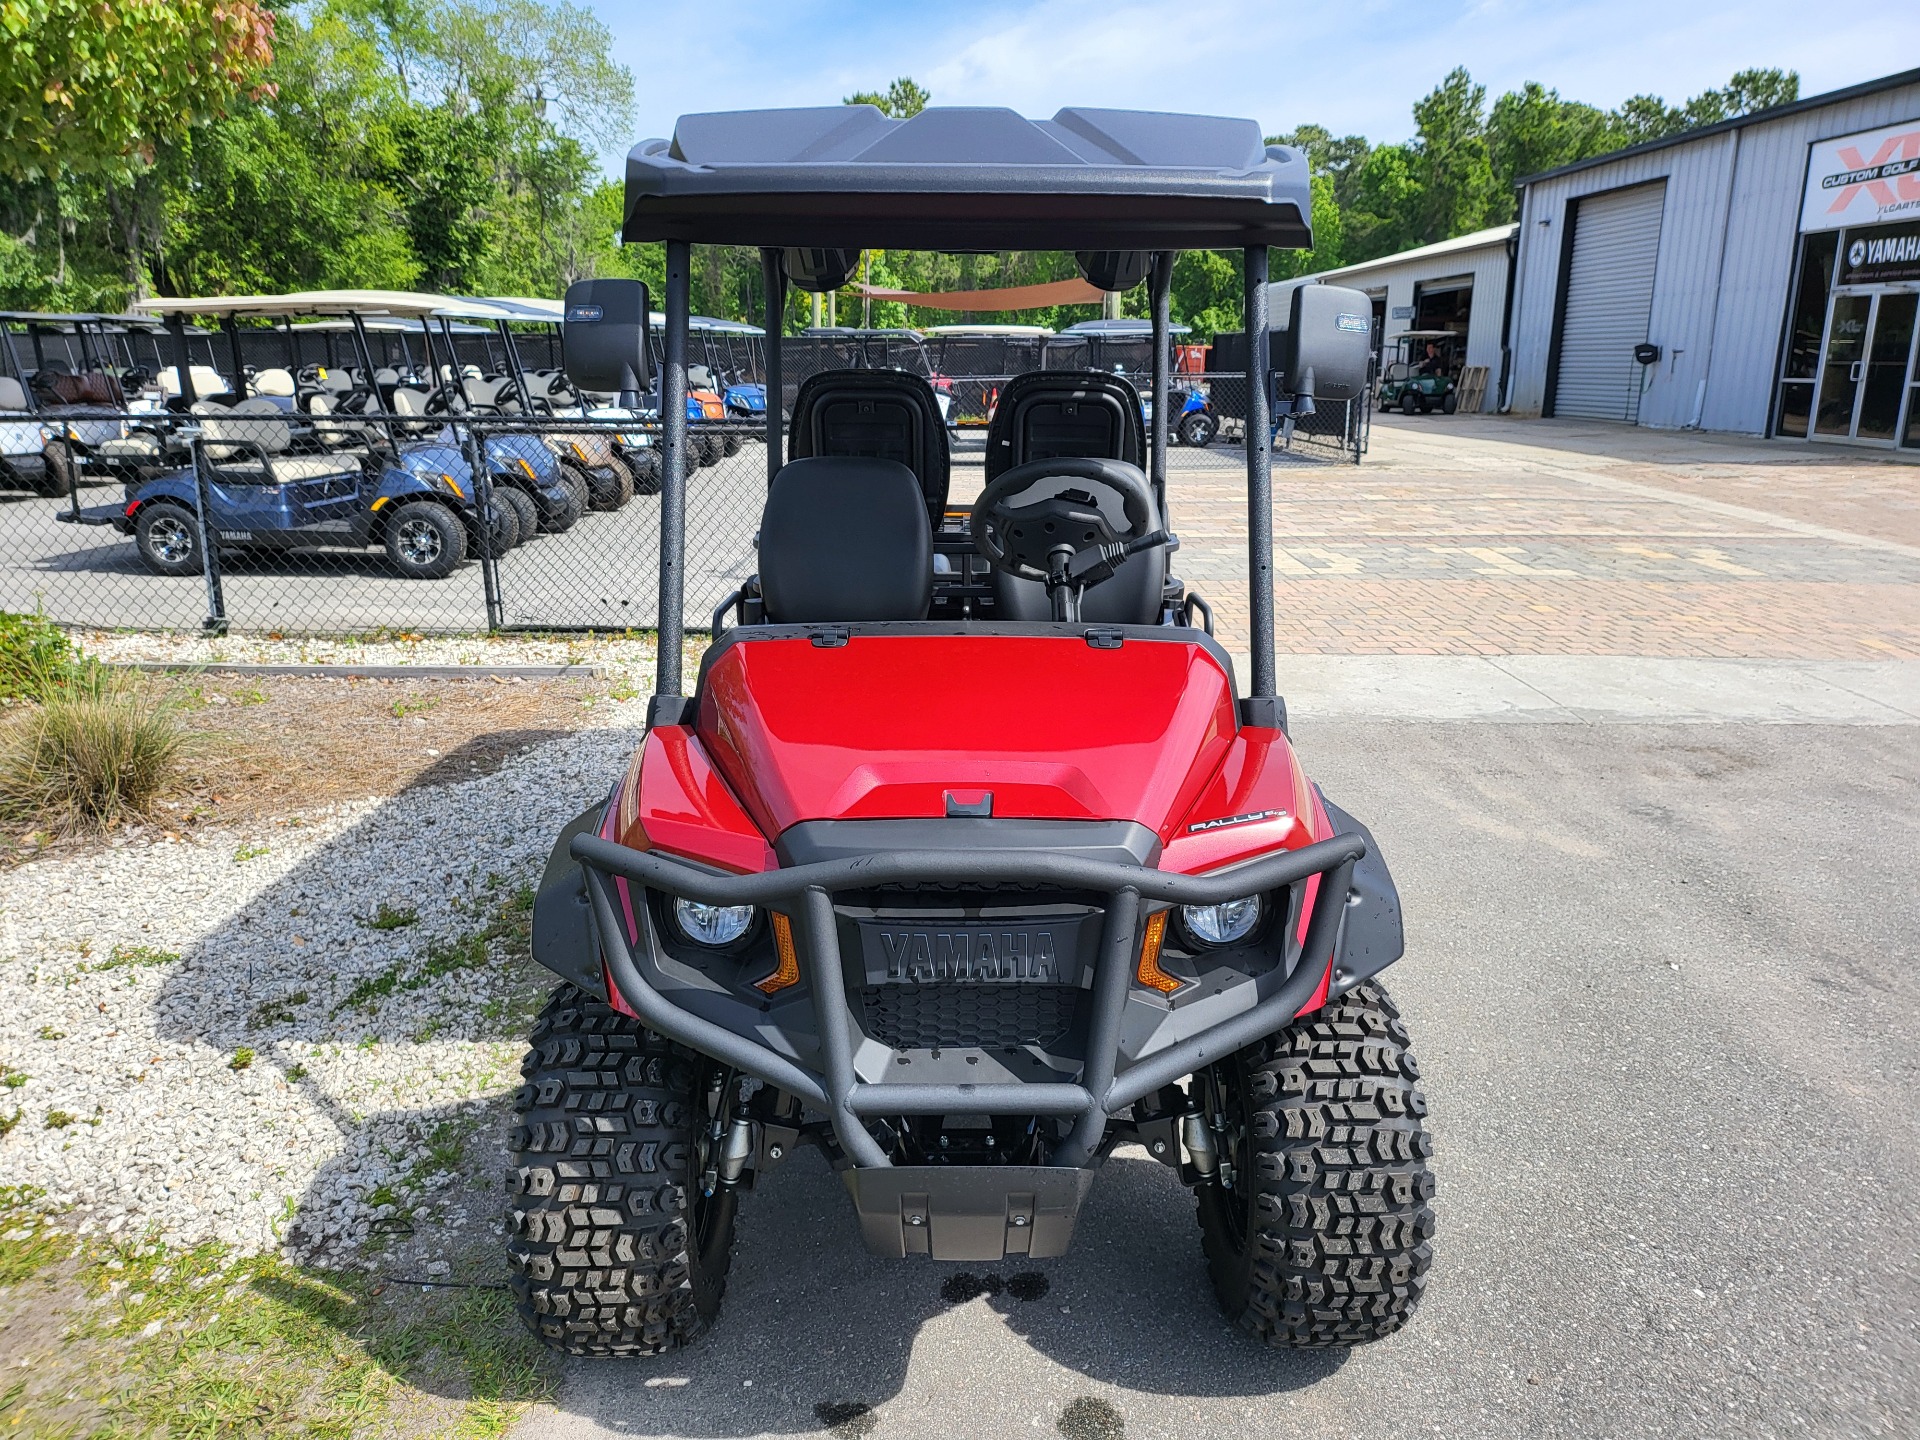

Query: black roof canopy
[623,105,1313,251]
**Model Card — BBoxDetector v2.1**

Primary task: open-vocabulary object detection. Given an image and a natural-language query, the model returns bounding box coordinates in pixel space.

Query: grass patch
[339,884,534,1014]
[0,1110,19,1137]
[391,695,439,719]
[43,1110,75,1130]
[37,1025,65,1041]
[0,661,188,835]
[364,901,420,931]
[0,613,74,702]
[78,942,181,975]
[248,990,310,1028]
[229,1048,256,1072]
[233,840,270,863]
[1,1065,26,1089]
[0,1181,554,1436]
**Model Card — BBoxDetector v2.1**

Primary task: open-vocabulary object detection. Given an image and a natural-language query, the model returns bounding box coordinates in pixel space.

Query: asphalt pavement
[513,712,1920,1440]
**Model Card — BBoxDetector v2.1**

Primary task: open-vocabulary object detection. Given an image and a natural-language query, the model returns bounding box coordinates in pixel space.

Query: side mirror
[1271,284,1372,407]
[563,279,652,405]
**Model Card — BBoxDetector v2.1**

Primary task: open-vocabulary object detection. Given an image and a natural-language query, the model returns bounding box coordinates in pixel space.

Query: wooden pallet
[1456,365,1489,414]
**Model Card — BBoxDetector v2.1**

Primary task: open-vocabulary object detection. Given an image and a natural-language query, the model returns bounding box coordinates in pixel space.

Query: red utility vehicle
[515,103,1430,1359]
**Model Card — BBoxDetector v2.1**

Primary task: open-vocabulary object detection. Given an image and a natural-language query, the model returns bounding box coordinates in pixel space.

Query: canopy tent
[847,276,1105,311]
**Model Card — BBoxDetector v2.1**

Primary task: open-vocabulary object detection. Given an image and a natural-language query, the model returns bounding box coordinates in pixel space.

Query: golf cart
[0,312,144,495]
[517,104,1428,1359]
[1053,317,1217,446]
[95,292,555,578]
[1378,330,1459,415]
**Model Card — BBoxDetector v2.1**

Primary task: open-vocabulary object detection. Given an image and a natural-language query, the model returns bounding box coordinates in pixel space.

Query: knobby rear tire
[1196,979,1435,1348]
[506,988,738,1357]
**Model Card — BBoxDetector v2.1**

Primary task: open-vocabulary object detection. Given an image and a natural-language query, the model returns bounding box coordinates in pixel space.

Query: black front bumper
[567,826,1371,1173]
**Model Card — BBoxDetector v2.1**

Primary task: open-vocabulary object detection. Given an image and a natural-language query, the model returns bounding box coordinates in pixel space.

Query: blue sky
[580,0,1918,162]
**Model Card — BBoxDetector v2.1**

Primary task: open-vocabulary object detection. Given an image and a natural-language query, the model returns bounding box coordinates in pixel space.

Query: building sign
[1391,305,1413,320]
[1840,220,1920,284]
[1801,118,1920,232]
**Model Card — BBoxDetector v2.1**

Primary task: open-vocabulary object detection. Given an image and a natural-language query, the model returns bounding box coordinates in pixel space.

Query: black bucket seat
[758,456,931,623]
[983,370,1165,625]
[787,369,949,528]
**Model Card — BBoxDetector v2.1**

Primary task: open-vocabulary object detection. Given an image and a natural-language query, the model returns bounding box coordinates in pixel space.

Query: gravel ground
[0,706,641,1262]
[74,628,662,678]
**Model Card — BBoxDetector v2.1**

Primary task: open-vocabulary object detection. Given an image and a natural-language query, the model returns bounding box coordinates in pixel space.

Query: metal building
[1506,66,1920,446]
[1273,225,1515,392]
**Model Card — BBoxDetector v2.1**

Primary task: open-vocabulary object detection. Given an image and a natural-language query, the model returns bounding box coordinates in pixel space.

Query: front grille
[859,983,1081,1050]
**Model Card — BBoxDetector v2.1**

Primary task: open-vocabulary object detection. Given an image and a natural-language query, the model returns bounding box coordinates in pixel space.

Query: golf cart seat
[158,365,232,400]
[96,432,167,462]
[757,456,931,623]
[983,371,1165,626]
[195,398,350,483]
[0,376,26,411]
[787,369,949,526]
[984,370,1144,482]
[252,367,296,397]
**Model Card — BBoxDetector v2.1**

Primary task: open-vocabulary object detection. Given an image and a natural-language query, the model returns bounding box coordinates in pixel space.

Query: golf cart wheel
[721,433,745,458]
[383,500,466,579]
[1399,389,1423,416]
[484,493,523,553]
[134,500,202,577]
[1442,392,1458,415]
[535,466,586,533]
[1195,980,1434,1349]
[628,450,662,496]
[507,987,739,1357]
[37,439,76,498]
[696,434,725,468]
[494,485,539,547]
[1179,411,1218,447]
[586,459,634,511]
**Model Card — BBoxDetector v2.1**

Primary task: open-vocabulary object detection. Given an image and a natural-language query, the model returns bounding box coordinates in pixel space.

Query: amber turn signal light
[757,913,801,995]
[1136,910,1180,993]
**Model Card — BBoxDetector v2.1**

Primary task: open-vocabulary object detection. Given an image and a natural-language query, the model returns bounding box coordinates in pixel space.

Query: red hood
[695,634,1236,841]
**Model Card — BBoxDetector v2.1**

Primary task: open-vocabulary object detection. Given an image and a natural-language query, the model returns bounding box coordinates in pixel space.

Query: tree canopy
[0,24,1801,337]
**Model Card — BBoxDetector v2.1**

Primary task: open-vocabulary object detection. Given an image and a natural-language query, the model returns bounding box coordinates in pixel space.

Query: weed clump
[0,635,187,834]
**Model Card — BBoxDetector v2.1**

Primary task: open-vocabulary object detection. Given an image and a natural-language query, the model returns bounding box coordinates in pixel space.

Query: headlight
[1180,896,1262,947]
[673,898,755,947]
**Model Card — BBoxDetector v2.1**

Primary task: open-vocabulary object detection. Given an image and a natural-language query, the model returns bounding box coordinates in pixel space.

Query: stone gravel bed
[0,710,642,1261]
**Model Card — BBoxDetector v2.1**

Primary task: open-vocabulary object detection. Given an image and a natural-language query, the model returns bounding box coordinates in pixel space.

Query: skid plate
[843,1164,1096,1261]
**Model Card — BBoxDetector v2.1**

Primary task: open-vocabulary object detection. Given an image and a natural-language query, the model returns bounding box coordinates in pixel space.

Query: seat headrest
[0,376,26,410]
[252,367,295,396]
[985,370,1144,484]
[788,369,949,526]
[758,457,931,624]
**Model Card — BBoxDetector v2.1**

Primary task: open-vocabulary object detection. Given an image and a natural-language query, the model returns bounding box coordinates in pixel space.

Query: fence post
[458,416,504,631]
[188,436,228,635]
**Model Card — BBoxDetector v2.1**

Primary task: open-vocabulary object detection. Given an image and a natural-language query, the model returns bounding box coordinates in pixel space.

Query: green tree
[1409,67,1497,243]
[1485,82,1617,207]
[844,77,930,119]
[0,0,276,182]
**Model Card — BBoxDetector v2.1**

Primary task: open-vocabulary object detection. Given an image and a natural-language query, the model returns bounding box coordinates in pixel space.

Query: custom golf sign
[1802,118,1920,231]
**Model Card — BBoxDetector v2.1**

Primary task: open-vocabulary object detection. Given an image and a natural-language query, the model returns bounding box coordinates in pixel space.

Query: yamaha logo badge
[1849,239,1868,268]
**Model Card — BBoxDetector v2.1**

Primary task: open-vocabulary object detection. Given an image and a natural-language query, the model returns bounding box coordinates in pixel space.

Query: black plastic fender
[531,801,609,1000]
[1319,794,1404,995]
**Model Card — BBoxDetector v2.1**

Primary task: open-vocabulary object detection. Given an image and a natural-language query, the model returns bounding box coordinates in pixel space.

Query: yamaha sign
[1801,118,1920,232]
[1839,222,1920,284]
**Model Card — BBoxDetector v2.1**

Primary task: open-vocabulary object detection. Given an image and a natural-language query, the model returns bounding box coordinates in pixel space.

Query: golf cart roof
[135,290,522,323]
[288,317,496,335]
[1059,318,1193,336]
[623,105,1312,250]
[800,326,926,340]
[921,324,1054,337]
[1388,330,1460,341]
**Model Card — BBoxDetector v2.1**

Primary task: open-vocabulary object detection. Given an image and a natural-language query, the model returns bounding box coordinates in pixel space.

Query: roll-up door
[1549,181,1666,421]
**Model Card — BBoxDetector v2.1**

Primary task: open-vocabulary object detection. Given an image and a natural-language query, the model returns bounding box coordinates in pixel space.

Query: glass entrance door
[1858,293,1915,442]
[1813,291,1920,443]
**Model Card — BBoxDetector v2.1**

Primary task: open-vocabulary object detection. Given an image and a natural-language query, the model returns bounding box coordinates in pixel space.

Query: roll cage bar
[622,103,1306,724]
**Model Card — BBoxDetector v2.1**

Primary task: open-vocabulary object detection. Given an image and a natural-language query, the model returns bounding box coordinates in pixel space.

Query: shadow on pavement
[548,1147,1343,1435]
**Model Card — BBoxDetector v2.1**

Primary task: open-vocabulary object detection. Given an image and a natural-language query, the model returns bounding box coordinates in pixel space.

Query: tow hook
[717,1114,756,1188]
[1181,1111,1219,1179]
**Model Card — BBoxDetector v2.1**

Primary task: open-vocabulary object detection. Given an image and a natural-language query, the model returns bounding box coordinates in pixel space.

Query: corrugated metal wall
[1271,238,1512,376]
[1509,78,1920,433]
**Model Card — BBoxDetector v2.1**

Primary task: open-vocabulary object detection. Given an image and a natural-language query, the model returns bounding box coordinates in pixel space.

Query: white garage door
[1551,181,1666,421]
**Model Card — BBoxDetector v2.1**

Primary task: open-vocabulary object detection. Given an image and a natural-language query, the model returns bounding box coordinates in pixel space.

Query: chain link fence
[2,338,1367,635]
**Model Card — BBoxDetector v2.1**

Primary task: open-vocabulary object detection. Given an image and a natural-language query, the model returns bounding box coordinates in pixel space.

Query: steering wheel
[970,456,1168,621]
